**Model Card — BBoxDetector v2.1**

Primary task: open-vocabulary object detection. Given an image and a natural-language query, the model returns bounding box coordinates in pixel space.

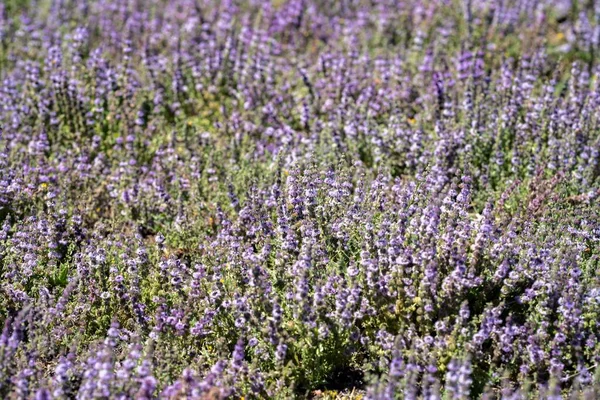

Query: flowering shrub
[0,0,599,398]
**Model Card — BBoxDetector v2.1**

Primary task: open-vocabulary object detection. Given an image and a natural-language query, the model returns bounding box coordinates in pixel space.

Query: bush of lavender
[1,0,600,399]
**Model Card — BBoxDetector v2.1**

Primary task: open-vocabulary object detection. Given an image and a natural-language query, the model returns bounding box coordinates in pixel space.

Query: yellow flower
[40,183,48,189]
[549,32,566,45]
[407,118,416,125]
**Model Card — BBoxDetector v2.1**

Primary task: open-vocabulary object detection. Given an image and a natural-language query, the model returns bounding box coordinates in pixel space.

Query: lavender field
[1,0,600,398]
